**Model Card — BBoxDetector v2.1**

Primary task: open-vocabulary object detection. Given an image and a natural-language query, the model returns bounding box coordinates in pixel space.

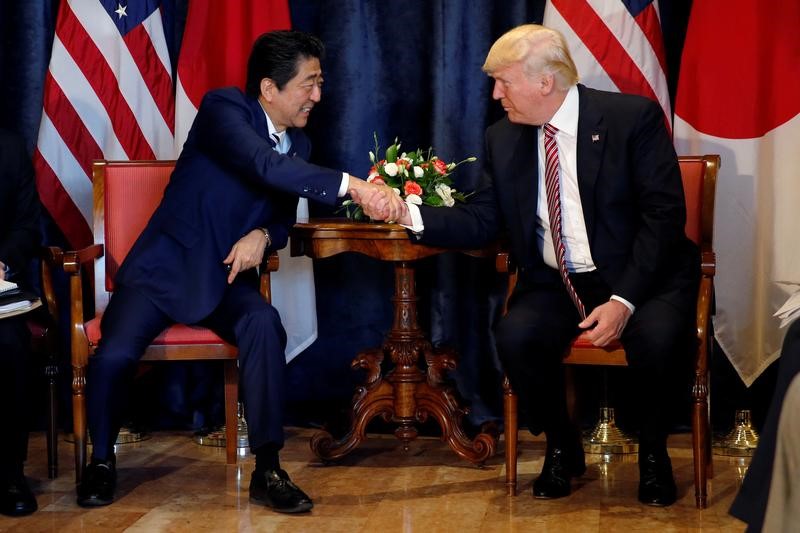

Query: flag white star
[115,3,128,19]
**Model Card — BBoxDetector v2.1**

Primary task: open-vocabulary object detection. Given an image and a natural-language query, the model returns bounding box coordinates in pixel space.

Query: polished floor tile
[0,429,748,532]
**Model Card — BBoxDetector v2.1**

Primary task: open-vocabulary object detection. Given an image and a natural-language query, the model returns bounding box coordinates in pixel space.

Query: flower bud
[406,193,423,205]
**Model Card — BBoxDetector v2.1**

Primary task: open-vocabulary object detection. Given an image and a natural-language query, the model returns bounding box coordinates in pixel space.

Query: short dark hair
[245,30,325,96]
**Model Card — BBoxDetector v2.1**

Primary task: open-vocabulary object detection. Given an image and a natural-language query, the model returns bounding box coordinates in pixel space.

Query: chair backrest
[678,155,719,250]
[91,160,177,312]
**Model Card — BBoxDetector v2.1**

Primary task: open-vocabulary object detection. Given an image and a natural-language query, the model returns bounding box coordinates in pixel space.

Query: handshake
[347,176,411,225]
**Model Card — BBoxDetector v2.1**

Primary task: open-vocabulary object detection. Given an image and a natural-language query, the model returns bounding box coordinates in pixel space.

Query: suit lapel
[247,96,270,141]
[508,125,540,252]
[575,85,606,241]
[287,129,306,158]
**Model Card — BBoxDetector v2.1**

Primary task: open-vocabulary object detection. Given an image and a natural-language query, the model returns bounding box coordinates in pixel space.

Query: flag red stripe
[124,25,175,133]
[552,0,661,106]
[177,0,291,107]
[634,4,668,76]
[33,150,93,248]
[41,71,103,179]
[57,3,156,159]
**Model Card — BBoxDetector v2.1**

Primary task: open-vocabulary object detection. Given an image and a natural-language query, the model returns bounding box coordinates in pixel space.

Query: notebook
[0,278,18,294]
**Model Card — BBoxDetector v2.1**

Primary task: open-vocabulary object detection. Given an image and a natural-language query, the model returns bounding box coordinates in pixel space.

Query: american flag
[543,0,671,130]
[34,0,174,248]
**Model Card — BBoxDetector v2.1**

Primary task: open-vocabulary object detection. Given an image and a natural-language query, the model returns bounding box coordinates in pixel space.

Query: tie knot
[543,123,558,138]
[270,132,280,147]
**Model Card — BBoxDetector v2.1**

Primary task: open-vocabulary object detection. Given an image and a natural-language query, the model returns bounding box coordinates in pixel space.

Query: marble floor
[1,428,749,532]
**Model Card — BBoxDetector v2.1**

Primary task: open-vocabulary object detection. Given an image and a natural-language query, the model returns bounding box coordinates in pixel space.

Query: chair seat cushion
[571,332,623,351]
[85,315,227,346]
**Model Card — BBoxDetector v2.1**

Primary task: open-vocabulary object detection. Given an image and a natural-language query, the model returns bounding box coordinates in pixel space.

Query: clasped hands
[348,176,409,224]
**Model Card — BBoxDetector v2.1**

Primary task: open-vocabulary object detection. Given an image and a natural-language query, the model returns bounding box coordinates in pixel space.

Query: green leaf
[386,142,398,163]
[424,194,443,207]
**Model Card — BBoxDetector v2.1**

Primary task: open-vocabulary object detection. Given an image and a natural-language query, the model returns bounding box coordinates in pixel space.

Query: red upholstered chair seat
[85,317,227,346]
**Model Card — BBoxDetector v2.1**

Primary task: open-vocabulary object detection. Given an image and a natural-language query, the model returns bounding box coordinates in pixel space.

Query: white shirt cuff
[337,173,349,197]
[610,295,635,314]
[399,202,425,233]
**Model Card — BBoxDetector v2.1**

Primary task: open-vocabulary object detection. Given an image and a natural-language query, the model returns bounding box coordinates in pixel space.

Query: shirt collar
[546,84,579,137]
[262,108,287,145]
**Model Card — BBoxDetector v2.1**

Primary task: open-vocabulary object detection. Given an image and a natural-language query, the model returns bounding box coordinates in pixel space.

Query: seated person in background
[730,318,800,532]
[0,128,42,517]
[358,24,698,506]
[75,30,405,513]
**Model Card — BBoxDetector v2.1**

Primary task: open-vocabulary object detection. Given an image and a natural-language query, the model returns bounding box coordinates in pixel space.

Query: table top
[290,218,495,262]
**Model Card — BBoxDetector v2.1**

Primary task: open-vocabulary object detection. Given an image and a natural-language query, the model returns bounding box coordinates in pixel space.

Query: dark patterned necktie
[543,123,586,319]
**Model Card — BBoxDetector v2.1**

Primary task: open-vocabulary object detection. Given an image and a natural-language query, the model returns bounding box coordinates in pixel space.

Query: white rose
[405,193,423,205]
[413,166,424,178]
[435,183,455,207]
[384,162,399,177]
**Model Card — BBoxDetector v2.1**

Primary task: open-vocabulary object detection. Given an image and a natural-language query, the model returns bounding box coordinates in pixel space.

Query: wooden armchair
[53,160,278,482]
[499,155,720,509]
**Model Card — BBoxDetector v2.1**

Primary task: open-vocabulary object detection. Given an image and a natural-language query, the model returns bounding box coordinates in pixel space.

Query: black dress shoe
[0,473,37,517]
[638,452,677,506]
[249,469,313,513]
[77,458,117,507]
[533,440,586,499]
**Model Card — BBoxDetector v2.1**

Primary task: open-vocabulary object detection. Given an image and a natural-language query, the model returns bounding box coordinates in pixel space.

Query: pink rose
[404,180,423,196]
[433,159,448,175]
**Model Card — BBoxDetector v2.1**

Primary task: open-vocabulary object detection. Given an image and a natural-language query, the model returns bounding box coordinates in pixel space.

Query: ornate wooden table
[291,219,497,464]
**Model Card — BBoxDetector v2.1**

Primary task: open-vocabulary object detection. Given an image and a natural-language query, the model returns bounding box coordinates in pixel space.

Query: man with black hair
[0,128,41,517]
[76,30,405,513]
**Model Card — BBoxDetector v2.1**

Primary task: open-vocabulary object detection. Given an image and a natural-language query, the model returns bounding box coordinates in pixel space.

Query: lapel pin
[591,134,600,142]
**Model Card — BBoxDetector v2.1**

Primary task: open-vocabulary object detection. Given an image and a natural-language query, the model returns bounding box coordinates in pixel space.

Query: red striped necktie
[543,123,586,319]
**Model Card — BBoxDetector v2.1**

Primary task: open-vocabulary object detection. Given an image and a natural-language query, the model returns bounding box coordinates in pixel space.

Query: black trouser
[0,317,31,477]
[87,282,288,461]
[494,269,695,450]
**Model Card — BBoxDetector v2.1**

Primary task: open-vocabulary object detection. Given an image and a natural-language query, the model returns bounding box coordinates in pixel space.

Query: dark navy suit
[417,85,699,443]
[87,88,343,459]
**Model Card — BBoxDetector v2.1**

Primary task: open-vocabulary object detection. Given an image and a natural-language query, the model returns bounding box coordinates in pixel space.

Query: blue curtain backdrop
[285,1,546,428]
[8,1,760,438]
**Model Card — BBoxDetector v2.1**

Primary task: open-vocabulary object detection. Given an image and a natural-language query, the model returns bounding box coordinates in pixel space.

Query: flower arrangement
[341,134,476,220]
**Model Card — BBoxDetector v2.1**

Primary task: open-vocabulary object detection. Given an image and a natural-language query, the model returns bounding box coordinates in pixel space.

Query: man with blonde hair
[361,24,698,506]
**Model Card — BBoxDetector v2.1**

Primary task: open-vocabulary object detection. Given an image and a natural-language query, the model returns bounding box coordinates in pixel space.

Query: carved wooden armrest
[44,245,104,363]
[259,251,280,303]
